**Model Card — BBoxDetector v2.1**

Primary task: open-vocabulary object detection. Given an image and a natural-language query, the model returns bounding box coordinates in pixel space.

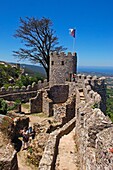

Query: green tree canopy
[13,17,66,81]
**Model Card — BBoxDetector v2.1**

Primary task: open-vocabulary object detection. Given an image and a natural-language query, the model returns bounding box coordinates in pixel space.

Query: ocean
[77,66,113,76]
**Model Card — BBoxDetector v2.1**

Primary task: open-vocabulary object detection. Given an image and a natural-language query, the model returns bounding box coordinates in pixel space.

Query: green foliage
[0,98,21,113]
[106,88,113,96]
[28,146,33,154]
[7,99,21,111]
[92,103,99,109]
[0,63,21,88]
[0,63,45,89]
[3,83,11,89]
[15,73,44,88]
[106,88,113,122]
[0,98,7,115]
[22,103,29,109]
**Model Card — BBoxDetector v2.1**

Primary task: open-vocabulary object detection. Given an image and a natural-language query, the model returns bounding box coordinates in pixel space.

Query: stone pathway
[17,104,78,169]
[18,148,38,170]
[18,150,33,170]
[55,128,79,170]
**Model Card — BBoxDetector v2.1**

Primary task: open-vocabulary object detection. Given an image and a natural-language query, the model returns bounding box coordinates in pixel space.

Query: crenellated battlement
[50,51,77,58]
[76,74,106,113]
[0,79,48,95]
[0,79,49,102]
[77,74,106,85]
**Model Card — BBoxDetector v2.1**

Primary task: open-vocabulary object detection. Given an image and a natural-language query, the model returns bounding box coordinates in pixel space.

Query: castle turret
[49,52,77,87]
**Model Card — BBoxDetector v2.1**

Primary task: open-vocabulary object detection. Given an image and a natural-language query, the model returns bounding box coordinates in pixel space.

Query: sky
[0,0,113,67]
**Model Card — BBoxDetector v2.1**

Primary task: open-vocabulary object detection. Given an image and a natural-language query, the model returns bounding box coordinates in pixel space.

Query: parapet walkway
[55,128,79,170]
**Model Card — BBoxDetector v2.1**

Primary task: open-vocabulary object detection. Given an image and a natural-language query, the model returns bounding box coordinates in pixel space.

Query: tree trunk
[46,68,49,82]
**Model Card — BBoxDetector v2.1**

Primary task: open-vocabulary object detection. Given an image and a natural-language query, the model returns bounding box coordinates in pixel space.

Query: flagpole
[73,37,75,52]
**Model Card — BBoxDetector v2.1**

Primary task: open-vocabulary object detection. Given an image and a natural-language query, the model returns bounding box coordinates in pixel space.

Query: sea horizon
[78,66,113,76]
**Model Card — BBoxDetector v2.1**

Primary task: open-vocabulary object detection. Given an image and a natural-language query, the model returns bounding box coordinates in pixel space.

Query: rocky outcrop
[0,114,29,170]
[0,116,18,170]
[0,149,18,170]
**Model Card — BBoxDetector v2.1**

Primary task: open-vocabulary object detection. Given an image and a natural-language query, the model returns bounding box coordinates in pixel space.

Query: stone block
[1,87,6,92]
[27,85,32,91]
[7,86,13,92]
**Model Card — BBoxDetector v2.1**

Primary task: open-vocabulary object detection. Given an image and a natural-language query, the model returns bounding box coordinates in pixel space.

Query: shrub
[0,98,7,115]
[7,99,21,111]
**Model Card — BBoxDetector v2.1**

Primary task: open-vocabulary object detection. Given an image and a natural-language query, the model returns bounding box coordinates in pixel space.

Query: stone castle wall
[49,52,77,87]
[75,101,113,170]
[0,80,48,102]
[30,85,76,120]
[39,117,76,170]
[30,90,43,113]
[76,74,106,113]
[38,81,112,170]
[37,69,109,169]
[42,90,53,116]
[89,76,107,114]
[53,93,76,124]
[48,85,69,103]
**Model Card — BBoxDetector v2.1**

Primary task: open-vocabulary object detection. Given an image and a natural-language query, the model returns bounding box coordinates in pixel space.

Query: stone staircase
[79,89,85,102]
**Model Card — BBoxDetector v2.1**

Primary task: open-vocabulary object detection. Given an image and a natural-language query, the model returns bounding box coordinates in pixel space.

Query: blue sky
[0,0,113,67]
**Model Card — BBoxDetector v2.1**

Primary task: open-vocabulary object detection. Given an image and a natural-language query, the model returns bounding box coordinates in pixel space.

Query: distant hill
[20,64,46,77]
[8,62,46,77]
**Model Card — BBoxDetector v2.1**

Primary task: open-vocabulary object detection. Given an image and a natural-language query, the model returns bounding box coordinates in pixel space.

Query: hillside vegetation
[0,63,21,87]
[20,64,46,76]
[106,88,113,122]
[0,62,45,88]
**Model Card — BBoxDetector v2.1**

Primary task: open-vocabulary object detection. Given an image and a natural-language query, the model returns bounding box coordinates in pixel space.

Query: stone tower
[49,52,77,87]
